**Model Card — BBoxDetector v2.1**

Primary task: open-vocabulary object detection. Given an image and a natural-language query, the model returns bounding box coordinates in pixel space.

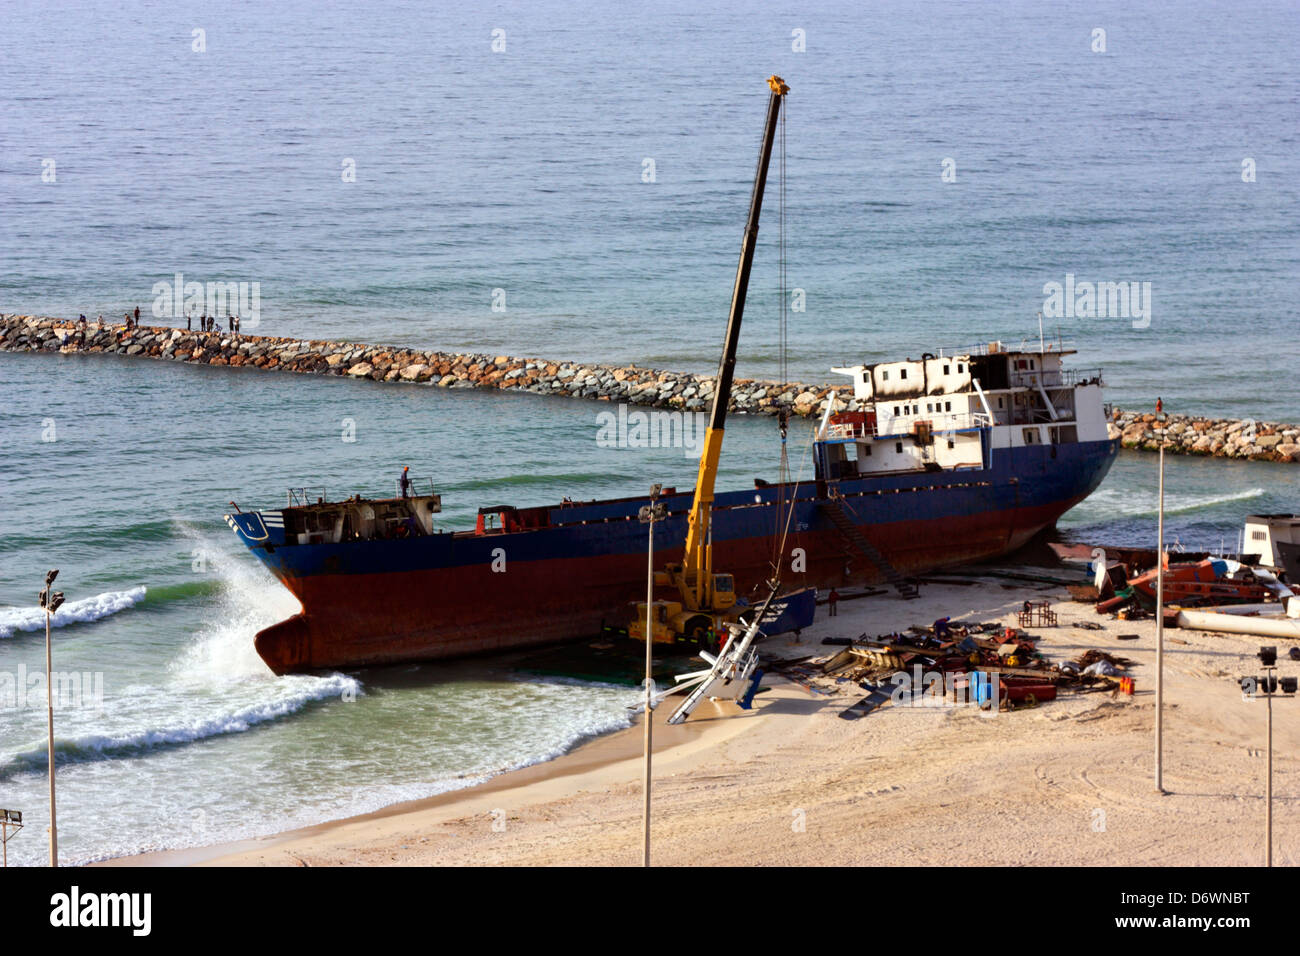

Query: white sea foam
[1071,485,1265,522]
[1,529,360,778]
[0,586,147,639]
[168,522,303,682]
[4,672,359,772]
[68,676,638,866]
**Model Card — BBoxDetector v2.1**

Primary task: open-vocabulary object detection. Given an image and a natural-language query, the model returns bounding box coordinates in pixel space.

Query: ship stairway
[817,500,920,600]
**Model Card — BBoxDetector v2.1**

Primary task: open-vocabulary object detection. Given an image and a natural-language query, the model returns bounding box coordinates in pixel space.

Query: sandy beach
[105,575,1297,867]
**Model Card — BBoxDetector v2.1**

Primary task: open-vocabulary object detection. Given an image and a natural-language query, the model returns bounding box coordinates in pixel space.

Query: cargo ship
[225,77,1117,674]
[227,341,1117,674]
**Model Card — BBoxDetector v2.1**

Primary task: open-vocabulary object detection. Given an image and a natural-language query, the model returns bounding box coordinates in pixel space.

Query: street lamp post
[38,570,64,868]
[1155,399,1166,794]
[1242,646,1297,867]
[637,484,667,868]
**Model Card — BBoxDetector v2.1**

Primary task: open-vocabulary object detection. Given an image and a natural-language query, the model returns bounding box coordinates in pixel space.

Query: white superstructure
[821,340,1109,477]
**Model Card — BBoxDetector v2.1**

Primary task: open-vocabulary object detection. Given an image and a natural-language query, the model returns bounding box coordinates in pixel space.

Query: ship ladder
[817,500,920,600]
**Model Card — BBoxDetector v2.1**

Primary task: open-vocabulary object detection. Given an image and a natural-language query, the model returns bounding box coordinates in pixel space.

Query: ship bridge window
[893,405,900,416]
[945,401,952,412]
[900,368,908,379]
[958,363,965,373]
[943,364,950,375]
[1023,428,1038,444]
[895,441,903,453]
[882,370,889,381]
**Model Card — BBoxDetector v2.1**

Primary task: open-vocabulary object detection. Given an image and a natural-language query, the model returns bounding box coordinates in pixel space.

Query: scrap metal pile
[1086,556,1279,617]
[765,616,1135,719]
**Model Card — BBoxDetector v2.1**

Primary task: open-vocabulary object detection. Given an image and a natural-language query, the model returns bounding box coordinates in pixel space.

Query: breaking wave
[0,673,359,778]
[0,528,359,782]
[1072,486,1265,522]
[0,586,146,639]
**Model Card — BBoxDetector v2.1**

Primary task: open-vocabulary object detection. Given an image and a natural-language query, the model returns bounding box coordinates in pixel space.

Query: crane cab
[629,572,739,646]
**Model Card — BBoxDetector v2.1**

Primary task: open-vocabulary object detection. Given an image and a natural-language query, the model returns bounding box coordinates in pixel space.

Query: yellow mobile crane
[630,75,789,646]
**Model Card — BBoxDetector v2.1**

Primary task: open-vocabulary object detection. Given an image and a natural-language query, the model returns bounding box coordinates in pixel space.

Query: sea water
[1,0,1298,865]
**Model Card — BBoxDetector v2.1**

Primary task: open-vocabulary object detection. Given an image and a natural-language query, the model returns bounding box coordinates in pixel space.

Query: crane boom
[679,75,789,608]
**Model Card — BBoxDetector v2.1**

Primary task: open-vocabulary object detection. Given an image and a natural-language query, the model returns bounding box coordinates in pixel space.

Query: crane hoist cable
[772,95,793,575]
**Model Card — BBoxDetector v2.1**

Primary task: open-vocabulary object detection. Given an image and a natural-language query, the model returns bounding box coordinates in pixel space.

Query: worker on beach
[399,466,411,498]
[828,588,839,616]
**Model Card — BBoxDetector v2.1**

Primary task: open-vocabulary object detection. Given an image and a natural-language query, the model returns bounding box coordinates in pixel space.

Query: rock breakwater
[3,314,1296,463]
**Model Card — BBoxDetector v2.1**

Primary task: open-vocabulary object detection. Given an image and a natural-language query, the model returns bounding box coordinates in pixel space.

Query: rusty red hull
[251,490,1100,674]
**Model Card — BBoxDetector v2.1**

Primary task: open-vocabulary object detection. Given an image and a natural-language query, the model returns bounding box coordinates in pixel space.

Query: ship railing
[825,420,871,440]
[876,410,993,436]
[932,338,1076,359]
[287,486,328,507]
[1010,367,1104,389]
[396,476,436,498]
[827,410,992,440]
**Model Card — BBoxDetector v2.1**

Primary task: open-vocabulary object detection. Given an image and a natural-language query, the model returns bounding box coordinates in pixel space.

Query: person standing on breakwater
[186,312,192,331]
[133,306,140,326]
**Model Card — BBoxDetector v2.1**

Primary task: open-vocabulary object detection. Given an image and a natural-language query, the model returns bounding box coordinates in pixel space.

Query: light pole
[0,809,23,868]
[1242,647,1297,867]
[39,569,64,867]
[1154,399,1166,794]
[637,484,666,868]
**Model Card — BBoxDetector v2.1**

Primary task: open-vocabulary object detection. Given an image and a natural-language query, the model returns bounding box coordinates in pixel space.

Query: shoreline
[5,312,1298,463]
[102,578,1298,867]
[103,688,763,867]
